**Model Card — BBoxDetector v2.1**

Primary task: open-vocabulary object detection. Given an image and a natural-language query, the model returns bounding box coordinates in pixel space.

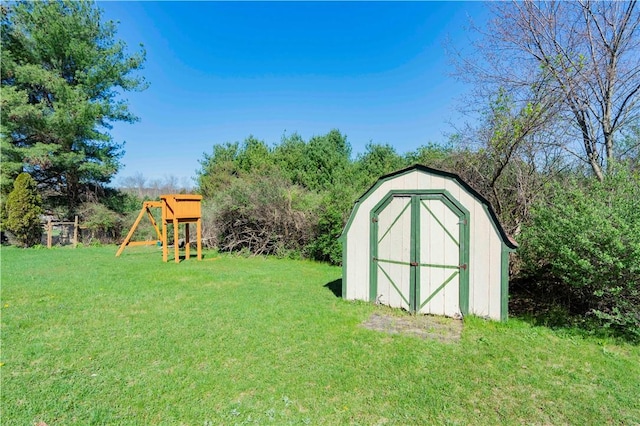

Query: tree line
[1,1,638,340]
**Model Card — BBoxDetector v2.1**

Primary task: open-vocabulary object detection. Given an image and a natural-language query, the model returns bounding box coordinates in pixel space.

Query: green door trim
[377,263,411,307]
[419,270,460,310]
[375,258,412,266]
[377,198,412,244]
[420,200,459,247]
[410,196,419,311]
[369,195,414,309]
[418,263,461,269]
[370,190,470,315]
[416,193,469,315]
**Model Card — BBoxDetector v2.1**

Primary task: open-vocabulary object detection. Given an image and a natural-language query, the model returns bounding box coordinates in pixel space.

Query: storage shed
[340,165,517,321]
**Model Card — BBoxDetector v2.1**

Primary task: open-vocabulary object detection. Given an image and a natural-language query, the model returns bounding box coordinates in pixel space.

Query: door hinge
[410,262,418,267]
[458,219,467,225]
[372,217,378,223]
[459,263,468,270]
[373,257,378,262]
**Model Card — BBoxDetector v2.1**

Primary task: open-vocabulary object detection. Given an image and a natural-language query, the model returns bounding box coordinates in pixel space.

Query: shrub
[211,174,319,256]
[306,186,358,265]
[306,205,344,265]
[520,166,640,341]
[199,201,219,249]
[79,202,124,243]
[5,173,44,247]
[101,188,142,215]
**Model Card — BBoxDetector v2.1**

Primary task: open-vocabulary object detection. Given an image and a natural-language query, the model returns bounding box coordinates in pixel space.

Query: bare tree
[453,0,640,180]
[118,174,192,199]
[119,172,147,198]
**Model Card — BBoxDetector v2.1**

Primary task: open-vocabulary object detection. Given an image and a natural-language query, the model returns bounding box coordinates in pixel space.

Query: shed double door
[371,193,469,316]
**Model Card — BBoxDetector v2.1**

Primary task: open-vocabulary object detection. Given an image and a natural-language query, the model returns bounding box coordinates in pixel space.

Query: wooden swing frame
[116,194,202,263]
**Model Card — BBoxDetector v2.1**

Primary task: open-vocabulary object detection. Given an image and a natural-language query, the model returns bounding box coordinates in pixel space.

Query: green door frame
[370,190,470,315]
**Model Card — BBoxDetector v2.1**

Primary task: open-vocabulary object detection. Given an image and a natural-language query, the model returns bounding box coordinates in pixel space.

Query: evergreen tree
[5,173,44,247]
[0,1,147,212]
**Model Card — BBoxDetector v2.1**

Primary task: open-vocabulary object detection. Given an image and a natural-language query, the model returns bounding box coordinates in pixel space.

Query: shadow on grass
[324,279,342,298]
[177,253,206,261]
[509,275,638,344]
[509,276,574,328]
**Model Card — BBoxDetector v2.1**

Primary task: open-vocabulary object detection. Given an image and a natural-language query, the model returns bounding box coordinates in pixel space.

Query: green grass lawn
[1,246,638,425]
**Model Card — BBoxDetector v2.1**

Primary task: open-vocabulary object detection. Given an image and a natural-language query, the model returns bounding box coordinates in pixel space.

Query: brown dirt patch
[361,312,463,343]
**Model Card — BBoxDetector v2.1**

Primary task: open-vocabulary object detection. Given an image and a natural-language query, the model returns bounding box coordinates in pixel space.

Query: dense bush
[199,201,219,249]
[100,188,142,215]
[198,131,355,261]
[79,202,125,243]
[520,166,640,341]
[209,174,319,257]
[4,173,43,247]
[306,187,358,264]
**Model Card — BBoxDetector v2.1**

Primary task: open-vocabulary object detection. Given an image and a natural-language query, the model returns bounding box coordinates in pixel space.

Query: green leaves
[4,173,43,247]
[1,0,147,211]
[520,165,640,340]
[196,131,485,264]
[196,131,357,263]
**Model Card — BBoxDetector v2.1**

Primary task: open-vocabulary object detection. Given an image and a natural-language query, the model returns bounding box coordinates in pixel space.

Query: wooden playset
[116,194,202,263]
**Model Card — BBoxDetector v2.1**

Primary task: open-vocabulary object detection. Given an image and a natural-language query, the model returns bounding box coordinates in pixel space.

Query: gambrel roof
[342,164,518,249]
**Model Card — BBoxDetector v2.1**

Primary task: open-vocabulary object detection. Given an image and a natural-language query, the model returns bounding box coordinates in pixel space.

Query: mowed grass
[1,246,639,425]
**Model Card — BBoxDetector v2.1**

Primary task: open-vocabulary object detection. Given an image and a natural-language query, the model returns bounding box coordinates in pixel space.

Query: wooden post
[196,218,202,260]
[185,223,190,260]
[73,216,79,248]
[162,220,168,262]
[174,219,179,263]
[47,219,53,248]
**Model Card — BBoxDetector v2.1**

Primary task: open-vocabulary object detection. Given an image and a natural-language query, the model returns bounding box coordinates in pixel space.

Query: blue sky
[100,1,489,187]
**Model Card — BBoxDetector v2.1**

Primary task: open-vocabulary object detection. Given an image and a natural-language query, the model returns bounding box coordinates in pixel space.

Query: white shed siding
[419,197,460,316]
[469,209,490,317]
[486,206,506,319]
[376,196,412,309]
[342,166,515,320]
